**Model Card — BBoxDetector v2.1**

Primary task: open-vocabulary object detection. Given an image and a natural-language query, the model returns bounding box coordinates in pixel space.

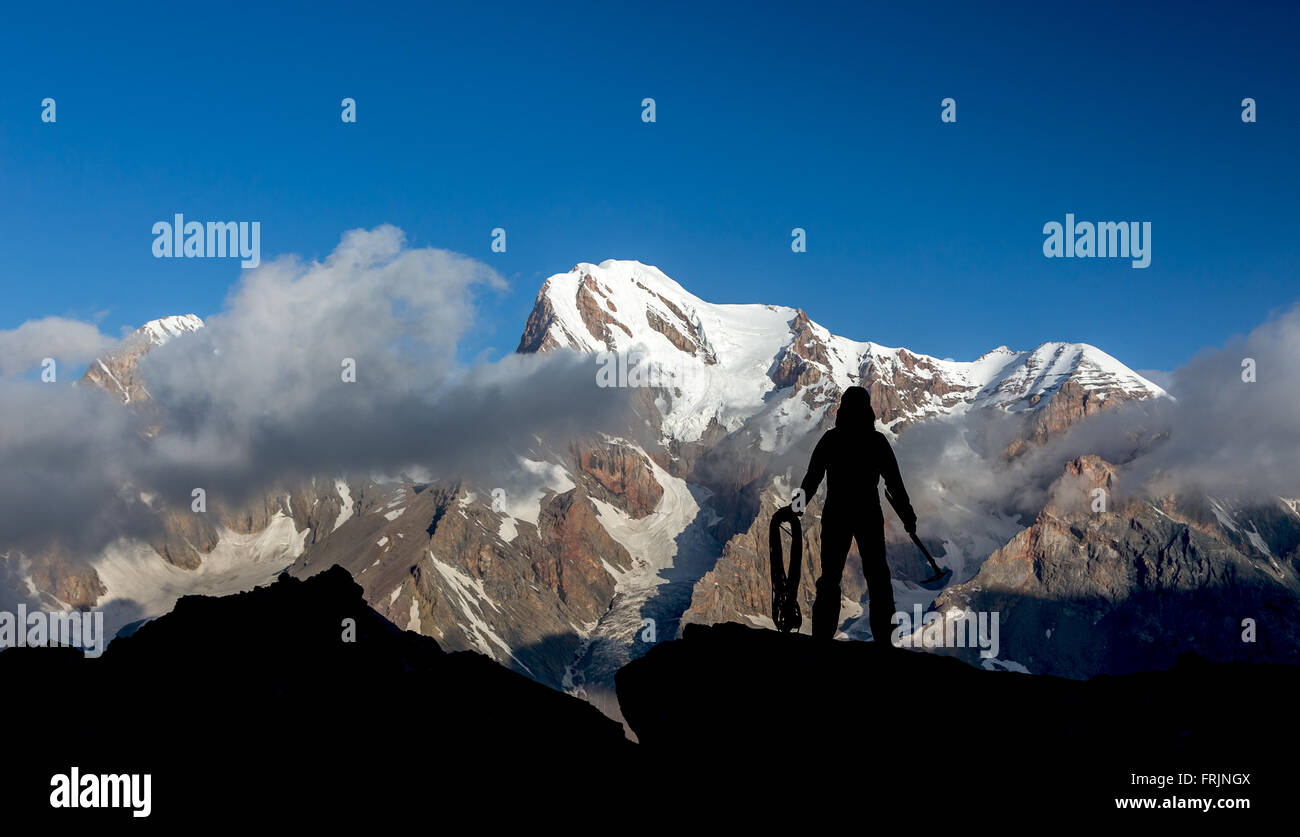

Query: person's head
[835,385,876,432]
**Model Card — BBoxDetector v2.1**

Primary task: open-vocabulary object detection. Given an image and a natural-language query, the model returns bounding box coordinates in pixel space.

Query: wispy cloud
[0,317,117,376]
[0,226,632,557]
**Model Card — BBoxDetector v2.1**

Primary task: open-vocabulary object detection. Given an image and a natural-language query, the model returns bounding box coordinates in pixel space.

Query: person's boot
[811,580,840,640]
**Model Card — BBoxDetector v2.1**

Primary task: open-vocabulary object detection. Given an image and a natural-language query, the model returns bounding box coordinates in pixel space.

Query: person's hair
[834,385,876,431]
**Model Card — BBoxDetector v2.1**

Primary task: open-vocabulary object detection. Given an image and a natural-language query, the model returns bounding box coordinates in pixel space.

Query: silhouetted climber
[789,386,916,642]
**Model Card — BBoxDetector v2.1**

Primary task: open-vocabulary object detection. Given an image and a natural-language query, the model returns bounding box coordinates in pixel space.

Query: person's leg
[858,513,896,644]
[813,515,852,639]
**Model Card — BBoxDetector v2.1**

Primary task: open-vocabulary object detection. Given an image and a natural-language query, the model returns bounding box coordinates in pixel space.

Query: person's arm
[794,431,831,512]
[878,433,917,533]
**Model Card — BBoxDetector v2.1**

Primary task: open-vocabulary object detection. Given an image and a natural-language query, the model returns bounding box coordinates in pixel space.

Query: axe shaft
[910,532,943,573]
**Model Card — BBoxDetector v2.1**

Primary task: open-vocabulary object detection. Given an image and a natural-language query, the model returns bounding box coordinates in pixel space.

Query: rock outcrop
[0,567,632,824]
[616,621,1296,816]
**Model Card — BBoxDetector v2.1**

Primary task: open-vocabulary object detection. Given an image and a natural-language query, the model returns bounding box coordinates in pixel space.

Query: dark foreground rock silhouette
[4,573,1293,823]
[1,566,633,823]
[618,622,1295,817]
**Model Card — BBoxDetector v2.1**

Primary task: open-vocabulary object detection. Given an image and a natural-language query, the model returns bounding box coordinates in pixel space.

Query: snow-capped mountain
[139,313,205,345]
[81,314,205,404]
[18,260,1296,725]
[519,260,1167,447]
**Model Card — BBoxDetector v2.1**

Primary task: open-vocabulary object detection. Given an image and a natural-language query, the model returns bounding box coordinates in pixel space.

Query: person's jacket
[798,425,917,530]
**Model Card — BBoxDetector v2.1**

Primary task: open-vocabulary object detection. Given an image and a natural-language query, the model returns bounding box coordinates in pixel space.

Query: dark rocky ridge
[4,576,1292,822]
[617,621,1296,817]
[1,566,632,824]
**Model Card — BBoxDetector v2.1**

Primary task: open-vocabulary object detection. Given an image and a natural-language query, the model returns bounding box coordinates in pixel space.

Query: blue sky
[1,0,1296,372]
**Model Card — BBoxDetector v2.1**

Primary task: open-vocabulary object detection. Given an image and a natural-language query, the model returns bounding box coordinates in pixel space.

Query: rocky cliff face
[928,456,1300,675]
[573,439,663,518]
[275,466,638,692]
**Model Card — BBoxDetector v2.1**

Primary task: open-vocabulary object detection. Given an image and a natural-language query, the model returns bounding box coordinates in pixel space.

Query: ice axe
[910,531,952,590]
[885,486,950,590]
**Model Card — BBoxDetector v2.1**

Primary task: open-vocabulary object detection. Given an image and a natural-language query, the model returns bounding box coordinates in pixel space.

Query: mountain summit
[80,314,205,404]
[518,259,1167,448]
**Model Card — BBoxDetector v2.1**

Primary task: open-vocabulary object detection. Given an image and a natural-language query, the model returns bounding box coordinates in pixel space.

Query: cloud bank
[885,304,1300,572]
[2,229,1296,601]
[0,317,116,377]
[0,226,632,556]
